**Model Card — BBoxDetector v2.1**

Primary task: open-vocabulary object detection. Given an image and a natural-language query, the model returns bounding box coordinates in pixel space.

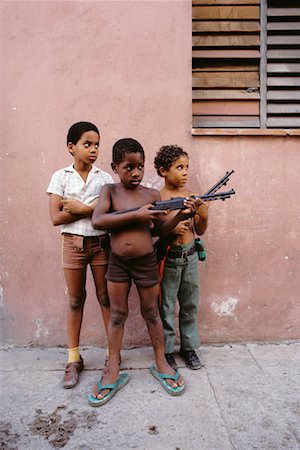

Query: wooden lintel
[191,128,300,136]
[193,0,260,5]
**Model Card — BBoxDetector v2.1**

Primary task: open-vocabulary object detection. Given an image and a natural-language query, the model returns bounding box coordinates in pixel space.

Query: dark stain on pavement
[29,405,97,448]
[0,421,20,450]
[148,424,159,435]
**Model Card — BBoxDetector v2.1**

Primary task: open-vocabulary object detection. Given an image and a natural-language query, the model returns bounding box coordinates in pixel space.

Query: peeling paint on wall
[142,176,163,191]
[211,297,239,317]
[34,319,49,339]
[40,152,46,164]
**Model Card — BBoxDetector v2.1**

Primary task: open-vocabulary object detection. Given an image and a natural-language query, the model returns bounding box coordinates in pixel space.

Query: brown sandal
[63,356,84,389]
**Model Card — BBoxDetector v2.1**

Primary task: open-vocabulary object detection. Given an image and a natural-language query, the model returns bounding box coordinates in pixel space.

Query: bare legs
[90,265,110,334]
[64,264,109,352]
[106,281,131,377]
[95,281,184,399]
[64,268,87,350]
[138,284,179,378]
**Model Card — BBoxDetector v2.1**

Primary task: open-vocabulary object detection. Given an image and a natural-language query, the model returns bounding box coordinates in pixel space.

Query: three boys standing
[47,123,208,406]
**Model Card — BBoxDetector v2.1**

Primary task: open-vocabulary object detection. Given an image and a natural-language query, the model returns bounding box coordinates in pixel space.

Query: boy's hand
[179,197,198,216]
[62,198,90,215]
[174,218,192,236]
[135,204,168,223]
[195,200,209,220]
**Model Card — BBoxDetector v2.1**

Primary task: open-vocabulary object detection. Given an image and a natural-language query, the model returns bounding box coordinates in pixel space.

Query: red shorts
[62,233,109,269]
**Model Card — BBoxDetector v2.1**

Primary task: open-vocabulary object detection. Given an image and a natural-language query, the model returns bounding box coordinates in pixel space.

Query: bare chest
[111,187,156,212]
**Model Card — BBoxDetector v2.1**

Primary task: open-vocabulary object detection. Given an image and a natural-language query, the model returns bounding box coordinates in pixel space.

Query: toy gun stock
[113,170,235,214]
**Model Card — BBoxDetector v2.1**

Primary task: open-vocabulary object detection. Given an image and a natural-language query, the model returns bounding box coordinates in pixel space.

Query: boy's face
[112,151,145,189]
[162,155,189,188]
[68,130,100,165]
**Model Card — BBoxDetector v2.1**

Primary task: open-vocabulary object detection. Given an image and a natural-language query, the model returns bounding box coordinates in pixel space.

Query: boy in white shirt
[47,121,113,388]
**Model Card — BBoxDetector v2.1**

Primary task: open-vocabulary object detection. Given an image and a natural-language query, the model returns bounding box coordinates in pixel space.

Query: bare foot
[91,363,120,400]
[156,360,185,388]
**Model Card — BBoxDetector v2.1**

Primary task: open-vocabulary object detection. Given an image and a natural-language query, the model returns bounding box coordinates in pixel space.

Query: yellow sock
[68,346,80,364]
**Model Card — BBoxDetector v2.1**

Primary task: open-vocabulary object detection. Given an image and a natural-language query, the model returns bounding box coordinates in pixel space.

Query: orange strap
[158,245,171,306]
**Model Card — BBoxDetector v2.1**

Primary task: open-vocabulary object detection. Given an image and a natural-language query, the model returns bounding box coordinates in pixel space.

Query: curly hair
[154,145,188,177]
[112,138,145,165]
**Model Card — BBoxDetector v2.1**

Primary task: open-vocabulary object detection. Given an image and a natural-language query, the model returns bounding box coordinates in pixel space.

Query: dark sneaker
[165,353,178,370]
[63,356,84,388]
[180,350,204,370]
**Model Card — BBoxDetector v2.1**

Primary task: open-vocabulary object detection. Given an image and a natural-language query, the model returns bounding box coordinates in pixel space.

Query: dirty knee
[110,310,128,327]
[142,307,160,325]
[69,294,86,309]
[98,294,110,308]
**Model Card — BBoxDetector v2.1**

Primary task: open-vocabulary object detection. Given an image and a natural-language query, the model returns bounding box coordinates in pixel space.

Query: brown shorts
[62,233,109,269]
[105,251,160,287]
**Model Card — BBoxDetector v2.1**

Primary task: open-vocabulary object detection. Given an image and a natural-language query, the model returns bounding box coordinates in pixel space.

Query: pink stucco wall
[1,0,300,346]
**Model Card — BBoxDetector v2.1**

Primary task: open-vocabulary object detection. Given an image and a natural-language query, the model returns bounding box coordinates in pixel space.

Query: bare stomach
[110,227,154,257]
[172,229,195,246]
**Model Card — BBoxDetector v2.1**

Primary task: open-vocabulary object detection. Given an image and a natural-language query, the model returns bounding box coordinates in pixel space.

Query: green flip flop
[149,364,185,396]
[88,372,130,407]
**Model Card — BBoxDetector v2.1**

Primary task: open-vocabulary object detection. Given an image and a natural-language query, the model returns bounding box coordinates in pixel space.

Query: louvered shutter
[266,1,300,128]
[192,0,261,128]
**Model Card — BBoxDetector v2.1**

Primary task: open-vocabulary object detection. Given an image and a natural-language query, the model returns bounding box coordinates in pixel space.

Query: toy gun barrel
[153,190,235,210]
[204,170,235,196]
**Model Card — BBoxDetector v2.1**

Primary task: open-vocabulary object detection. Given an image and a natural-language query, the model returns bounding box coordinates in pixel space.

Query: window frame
[192,0,300,136]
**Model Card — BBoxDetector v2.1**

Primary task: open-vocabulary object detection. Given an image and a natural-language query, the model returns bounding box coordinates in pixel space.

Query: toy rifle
[113,170,235,214]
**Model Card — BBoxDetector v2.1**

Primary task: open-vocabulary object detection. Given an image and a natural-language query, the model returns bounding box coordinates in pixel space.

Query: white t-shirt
[47,164,113,236]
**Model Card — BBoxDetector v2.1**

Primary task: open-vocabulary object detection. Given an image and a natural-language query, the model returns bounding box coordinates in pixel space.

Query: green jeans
[160,242,200,353]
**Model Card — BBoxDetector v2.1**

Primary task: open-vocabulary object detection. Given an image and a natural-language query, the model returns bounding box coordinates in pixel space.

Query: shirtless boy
[154,144,209,371]
[88,138,195,406]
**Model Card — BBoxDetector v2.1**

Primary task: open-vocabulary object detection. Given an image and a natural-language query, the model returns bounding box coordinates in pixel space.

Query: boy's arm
[155,198,197,238]
[172,219,192,236]
[49,194,94,226]
[193,202,209,235]
[62,198,96,217]
[92,185,167,230]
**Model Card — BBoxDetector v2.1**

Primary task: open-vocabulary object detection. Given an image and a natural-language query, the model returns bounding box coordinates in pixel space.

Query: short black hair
[67,122,99,145]
[154,145,188,177]
[112,138,145,165]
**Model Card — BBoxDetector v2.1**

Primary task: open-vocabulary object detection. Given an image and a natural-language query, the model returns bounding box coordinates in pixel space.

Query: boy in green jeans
[154,145,209,370]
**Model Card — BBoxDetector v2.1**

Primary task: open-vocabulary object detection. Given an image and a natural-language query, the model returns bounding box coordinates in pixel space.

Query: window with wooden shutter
[192,0,300,130]
[266,0,300,128]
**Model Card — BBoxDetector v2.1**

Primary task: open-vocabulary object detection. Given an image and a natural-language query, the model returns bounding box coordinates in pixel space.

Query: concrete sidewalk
[0,343,299,450]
